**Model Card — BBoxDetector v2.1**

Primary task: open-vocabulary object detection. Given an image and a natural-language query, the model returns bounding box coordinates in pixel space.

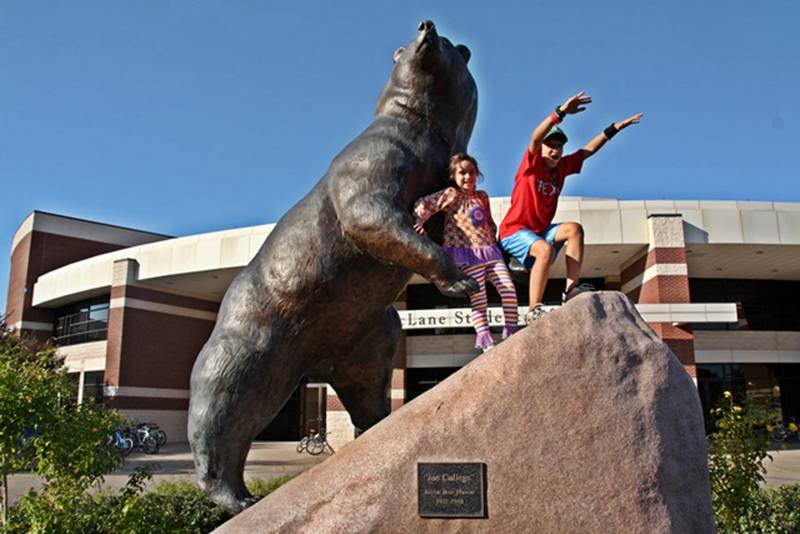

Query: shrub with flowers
[708,390,800,533]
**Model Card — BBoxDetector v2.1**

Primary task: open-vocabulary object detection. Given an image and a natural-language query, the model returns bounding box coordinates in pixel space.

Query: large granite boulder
[218,292,715,533]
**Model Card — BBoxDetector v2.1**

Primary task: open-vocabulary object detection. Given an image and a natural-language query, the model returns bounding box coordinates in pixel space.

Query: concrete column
[77,371,86,404]
[620,215,696,379]
[104,259,137,388]
[104,258,218,441]
[391,293,407,412]
[325,386,355,450]
[325,293,409,449]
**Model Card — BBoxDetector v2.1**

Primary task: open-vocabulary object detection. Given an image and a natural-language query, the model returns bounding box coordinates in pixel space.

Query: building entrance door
[254,382,305,441]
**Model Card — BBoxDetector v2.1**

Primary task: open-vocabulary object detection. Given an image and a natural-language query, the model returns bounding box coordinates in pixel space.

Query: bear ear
[393,47,405,63]
[456,44,471,63]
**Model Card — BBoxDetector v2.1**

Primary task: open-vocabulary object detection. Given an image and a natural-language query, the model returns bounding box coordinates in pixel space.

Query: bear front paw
[435,276,479,298]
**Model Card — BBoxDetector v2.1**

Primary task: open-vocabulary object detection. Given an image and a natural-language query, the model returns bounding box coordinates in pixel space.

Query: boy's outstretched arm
[582,112,644,159]
[528,91,592,154]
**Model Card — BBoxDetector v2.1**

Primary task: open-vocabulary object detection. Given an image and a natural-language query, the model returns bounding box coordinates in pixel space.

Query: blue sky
[2,1,799,313]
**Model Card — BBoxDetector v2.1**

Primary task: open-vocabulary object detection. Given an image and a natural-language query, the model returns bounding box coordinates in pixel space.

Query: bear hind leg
[189,332,304,514]
[328,308,400,435]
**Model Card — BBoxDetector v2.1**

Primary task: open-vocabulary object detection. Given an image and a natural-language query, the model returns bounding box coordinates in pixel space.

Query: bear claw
[435,276,479,297]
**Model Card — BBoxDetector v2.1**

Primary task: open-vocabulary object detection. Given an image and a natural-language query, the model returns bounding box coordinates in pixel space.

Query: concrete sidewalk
[7,441,800,504]
[764,447,800,488]
[7,441,327,504]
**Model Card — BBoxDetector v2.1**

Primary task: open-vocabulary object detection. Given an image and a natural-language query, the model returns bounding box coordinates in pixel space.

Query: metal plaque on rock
[418,462,487,518]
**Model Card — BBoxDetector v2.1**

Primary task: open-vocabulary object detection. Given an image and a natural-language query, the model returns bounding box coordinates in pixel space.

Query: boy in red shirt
[498,91,642,323]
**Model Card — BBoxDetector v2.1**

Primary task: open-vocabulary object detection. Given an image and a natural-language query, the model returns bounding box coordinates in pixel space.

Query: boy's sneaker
[481,344,496,353]
[562,283,595,304]
[524,304,547,325]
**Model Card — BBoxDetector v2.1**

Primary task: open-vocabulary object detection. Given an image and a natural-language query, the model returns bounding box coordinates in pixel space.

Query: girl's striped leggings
[460,260,519,349]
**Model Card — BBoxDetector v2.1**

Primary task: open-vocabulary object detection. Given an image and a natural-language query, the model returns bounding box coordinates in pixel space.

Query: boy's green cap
[544,126,568,144]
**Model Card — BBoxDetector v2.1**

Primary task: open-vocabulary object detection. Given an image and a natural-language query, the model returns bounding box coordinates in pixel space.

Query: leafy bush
[7,473,292,533]
[2,323,293,532]
[0,324,125,527]
[743,484,800,533]
[113,476,293,532]
[115,480,232,533]
[708,390,800,533]
[247,475,294,498]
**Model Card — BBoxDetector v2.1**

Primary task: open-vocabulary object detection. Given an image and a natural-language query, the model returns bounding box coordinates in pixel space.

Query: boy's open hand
[559,91,592,115]
[413,222,427,235]
[615,112,644,130]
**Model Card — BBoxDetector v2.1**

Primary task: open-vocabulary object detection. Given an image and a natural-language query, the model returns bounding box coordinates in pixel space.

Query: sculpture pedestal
[219,292,715,533]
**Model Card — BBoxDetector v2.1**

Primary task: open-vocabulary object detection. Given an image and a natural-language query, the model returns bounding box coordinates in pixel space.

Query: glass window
[82,371,105,404]
[690,279,800,331]
[53,297,110,346]
[697,363,800,434]
[67,372,80,404]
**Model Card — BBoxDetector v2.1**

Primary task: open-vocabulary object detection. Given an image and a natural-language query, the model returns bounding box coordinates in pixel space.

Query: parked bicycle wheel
[307,435,325,456]
[142,435,159,454]
[119,437,134,457]
[154,429,167,447]
[296,437,308,454]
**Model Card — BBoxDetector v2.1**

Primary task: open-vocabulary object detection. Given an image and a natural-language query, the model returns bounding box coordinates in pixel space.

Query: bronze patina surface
[188,21,478,513]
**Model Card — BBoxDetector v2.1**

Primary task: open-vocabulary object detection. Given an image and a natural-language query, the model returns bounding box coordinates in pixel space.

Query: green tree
[707,390,771,532]
[0,322,124,528]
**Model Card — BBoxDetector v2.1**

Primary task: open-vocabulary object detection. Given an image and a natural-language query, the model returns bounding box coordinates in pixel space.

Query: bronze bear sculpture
[188,20,479,513]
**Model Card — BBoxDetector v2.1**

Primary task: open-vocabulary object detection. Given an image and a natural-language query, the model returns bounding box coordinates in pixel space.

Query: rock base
[218,292,715,533]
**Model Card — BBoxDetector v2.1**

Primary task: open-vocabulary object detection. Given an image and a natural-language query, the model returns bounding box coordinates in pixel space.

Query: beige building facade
[6,198,800,444]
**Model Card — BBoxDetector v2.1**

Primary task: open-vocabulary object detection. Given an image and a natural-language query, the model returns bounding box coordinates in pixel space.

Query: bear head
[375,20,478,154]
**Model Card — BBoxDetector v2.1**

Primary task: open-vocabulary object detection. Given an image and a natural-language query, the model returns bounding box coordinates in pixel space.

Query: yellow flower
[723,391,732,399]
[732,406,742,413]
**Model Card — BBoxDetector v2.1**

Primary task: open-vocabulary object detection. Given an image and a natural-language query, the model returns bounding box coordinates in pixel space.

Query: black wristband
[554,105,566,120]
[603,123,618,139]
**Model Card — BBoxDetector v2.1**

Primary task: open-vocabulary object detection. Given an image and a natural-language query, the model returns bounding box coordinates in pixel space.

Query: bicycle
[137,421,167,447]
[124,424,160,454]
[109,429,134,457]
[296,427,335,456]
[767,418,799,444]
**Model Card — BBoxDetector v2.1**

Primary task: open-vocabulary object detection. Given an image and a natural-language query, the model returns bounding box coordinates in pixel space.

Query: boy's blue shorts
[499,224,564,269]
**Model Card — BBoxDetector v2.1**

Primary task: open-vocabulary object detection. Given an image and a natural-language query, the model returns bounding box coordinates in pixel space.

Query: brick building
[6,198,800,444]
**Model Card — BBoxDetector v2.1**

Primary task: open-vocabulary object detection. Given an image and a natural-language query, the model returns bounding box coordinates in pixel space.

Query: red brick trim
[638,276,691,304]
[7,230,126,326]
[648,322,695,377]
[392,331,407,368]
[620,252,647,287]
[624,286,641,303]
[105,307,213,390]
[326,395,346,411]
[105,307,125,386]
[646,247,687,268]
[6,233,32,325]
[391,369,405,389]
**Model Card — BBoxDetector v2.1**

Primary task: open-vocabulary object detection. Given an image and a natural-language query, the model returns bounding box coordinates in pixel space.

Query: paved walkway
[7,441,800,504]
[764,446,800,488]
[7,441,327,504]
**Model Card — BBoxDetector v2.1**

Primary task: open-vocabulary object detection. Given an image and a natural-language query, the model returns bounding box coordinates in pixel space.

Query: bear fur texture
[188,20,478,513]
